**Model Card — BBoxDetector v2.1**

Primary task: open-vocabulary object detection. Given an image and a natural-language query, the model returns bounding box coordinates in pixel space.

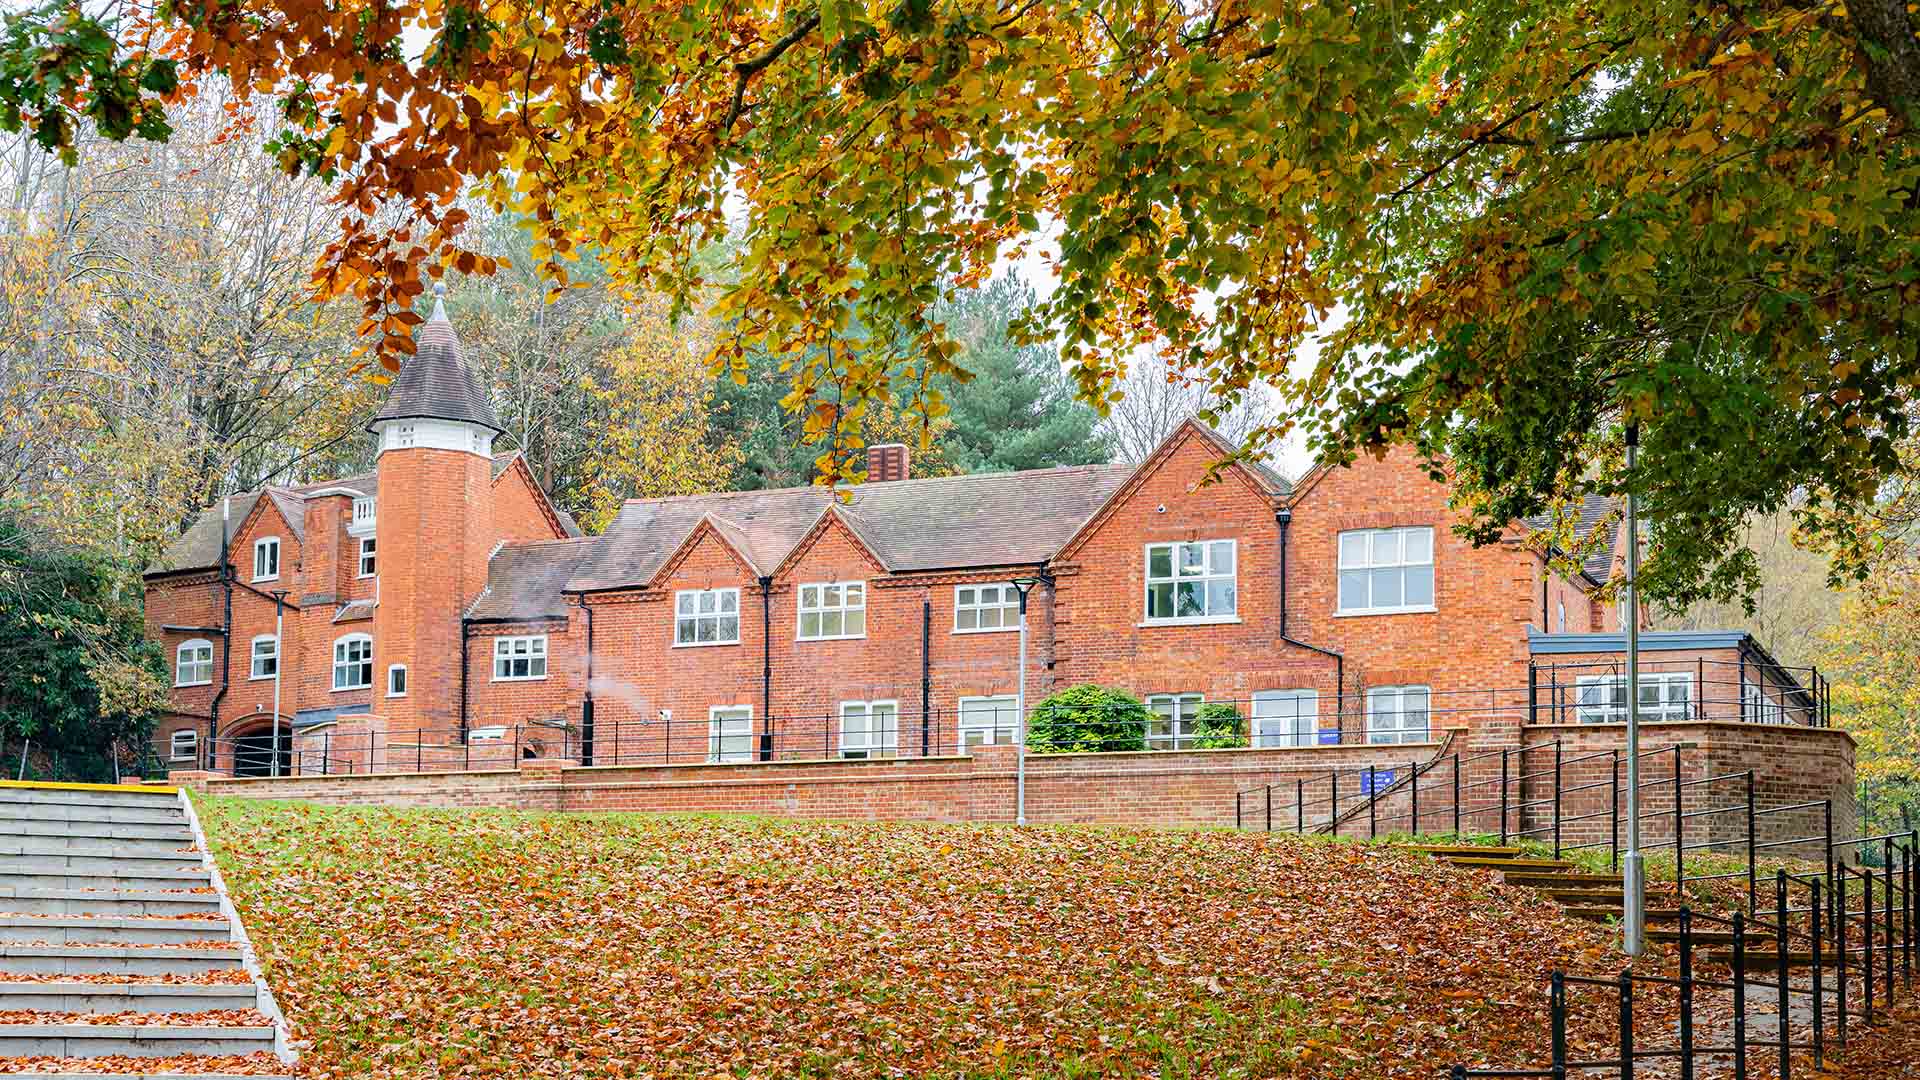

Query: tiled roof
[365,288,503,434]
[1524,494,1620,582]
[148,455,523,575]
[566,463,1135,593]
[469,538,602,620]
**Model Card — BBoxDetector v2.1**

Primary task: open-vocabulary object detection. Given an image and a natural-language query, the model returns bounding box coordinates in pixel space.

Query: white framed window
[798,582,866,640]
[392,423,416,449]
[1367,685,1432,744]
[332,634,373,691]
[492,635,548,681]
[252,537,281,582]
[954,584,1020,633]
[249,635,278,680]
[675,588,741,646]
[958,695,1020,750]
[1337,527,1434,615]
[840,700,899,759]
[1144,540,1237,623]
[468,726,507,743]
[351,497,375,527]
[357,537,376,578]
[169,729,198,761]
[1557,600,1567,633]
[1146,692,1204,750]
[174,639,214,687]
[1576,672,1694,724]
[1252,689,1320,748]
[387,664,408,697]
[709,705,754,763]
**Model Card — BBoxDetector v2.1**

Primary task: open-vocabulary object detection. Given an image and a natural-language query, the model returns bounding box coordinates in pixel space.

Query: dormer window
[252,537,281,582]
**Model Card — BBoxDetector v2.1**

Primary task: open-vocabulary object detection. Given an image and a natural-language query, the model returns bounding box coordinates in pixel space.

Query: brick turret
[367,284,503,739]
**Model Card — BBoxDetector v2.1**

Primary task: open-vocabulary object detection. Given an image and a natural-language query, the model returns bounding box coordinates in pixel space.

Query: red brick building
[143,293,1834,788]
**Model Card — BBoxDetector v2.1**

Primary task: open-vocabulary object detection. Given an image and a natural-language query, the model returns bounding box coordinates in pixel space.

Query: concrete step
[0,851,204,875]
[0,1073,293,1079]
[1401,844,1528,858]
[0,890,221,918]
[1647,927,1776,948]
[0,821,192,843]
[1706,949,1840,968]
[0,980,256,1014]
[1502,872,1626,888]
[0,916,230,947]
[0,788,179,811]
[0,799,185,822]
[1440,856,1578,871]
[0,803,184,827]
[0,944,240,977]
[0,1022,274,1057]
[1563,905,1686,923]
[1537,886,1628,904]
[0,836,198,860]
[0,868,209,893]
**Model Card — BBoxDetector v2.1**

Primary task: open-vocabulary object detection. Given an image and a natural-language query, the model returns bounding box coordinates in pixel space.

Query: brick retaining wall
[180,741,1446,828]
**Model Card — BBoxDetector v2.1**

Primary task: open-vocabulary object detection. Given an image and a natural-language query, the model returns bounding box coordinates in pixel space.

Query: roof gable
[1055,419,1283,564]
[653,514,772,583]
[490,452,580,539]
[768,504,892,582]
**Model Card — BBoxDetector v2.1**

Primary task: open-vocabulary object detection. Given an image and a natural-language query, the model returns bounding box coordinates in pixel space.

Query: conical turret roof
[366,283,503,434]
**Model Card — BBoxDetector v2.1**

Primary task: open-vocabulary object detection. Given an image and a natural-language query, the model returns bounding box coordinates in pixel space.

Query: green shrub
[1192,702,1245,749]
[1027,685,1149,753]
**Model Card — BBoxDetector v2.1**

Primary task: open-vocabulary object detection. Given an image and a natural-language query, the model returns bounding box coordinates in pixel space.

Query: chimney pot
[865,443,910,483]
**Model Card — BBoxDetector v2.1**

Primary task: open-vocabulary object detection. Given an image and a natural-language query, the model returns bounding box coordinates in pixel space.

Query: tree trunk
[1846,0,1920,130]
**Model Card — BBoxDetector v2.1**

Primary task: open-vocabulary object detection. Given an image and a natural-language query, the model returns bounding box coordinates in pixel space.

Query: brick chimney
[866,443,909,483]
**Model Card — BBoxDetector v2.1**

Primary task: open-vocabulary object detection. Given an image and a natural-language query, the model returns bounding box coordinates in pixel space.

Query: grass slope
[195,798,1905,1078]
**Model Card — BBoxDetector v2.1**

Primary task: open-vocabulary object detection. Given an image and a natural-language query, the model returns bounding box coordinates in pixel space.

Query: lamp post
[1622,423,1646,956]
[1009,574,1050,826]
[270,590,288,779]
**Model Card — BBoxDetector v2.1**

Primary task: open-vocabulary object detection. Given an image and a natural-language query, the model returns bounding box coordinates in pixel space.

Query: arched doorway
[226,717,292,778]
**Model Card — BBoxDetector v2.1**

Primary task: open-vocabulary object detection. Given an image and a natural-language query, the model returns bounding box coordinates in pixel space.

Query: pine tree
[935,277,1109,474]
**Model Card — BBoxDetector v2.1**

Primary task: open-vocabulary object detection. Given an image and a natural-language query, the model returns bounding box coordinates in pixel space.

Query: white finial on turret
[429,280,449,323]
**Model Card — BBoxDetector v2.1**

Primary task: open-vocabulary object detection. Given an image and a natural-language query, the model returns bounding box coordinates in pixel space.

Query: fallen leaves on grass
[200,798,1645,1079]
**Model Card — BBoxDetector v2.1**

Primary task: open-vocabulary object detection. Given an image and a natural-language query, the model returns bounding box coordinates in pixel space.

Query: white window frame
[468,725,507,744]
[252,537,281,582]
[1557,600,1567,633]
[357,536,376,578]
[954,584,1020,634]
[1142,540,1239,625]
[708,705,755,763]
[957,695,1020,751]
[174,639,214,687]
[1145,692,1205,751]
[1336,526,1436,616]
[387,664,408,698]
[797,581,866,641]
[674,588,742,647]
[1252,689,1320,748]
[492,635,548,681]
[351,496,375,527]
[331,634,373,691]
[839,699,899,759]
[1576,672,1695,724]
[1366,685,1433,745]
[248,634,278,681]
[169,729,198,762]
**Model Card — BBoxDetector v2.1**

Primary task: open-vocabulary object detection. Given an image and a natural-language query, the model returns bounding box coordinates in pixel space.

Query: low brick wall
[181,741,1446,828]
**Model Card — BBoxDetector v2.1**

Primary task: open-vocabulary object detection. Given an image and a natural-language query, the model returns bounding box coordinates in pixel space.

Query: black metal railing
[1452,854,1917,1078]
[1529,657,1828,728]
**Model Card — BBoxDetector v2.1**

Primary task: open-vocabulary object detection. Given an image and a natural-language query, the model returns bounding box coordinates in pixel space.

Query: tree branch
[723,13,823,134]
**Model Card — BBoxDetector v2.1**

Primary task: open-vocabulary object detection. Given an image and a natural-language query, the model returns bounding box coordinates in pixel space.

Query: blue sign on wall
[1360,769,1396,795]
